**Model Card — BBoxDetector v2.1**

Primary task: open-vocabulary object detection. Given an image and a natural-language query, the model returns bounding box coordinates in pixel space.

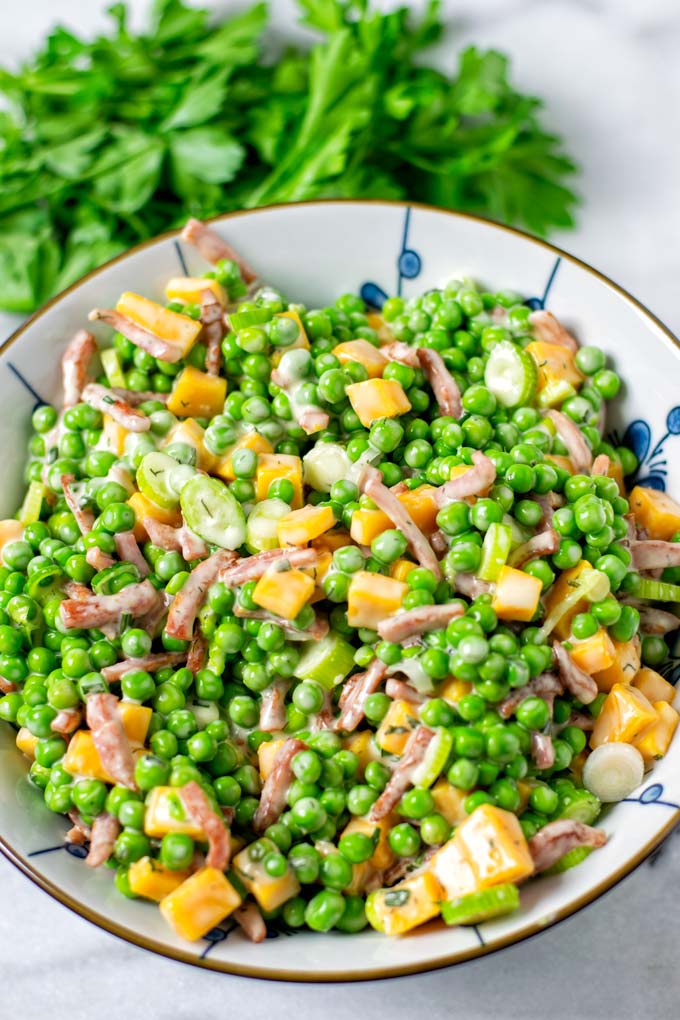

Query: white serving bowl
[0,200,678,981]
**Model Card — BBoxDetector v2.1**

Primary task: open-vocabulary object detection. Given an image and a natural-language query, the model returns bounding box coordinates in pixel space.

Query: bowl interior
[1,201,679,981]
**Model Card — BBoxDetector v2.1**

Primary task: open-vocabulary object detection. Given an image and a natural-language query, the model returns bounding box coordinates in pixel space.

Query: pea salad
[1,217,679,943]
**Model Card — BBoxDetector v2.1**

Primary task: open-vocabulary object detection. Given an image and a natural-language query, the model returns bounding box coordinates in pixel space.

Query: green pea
[363,692,390,724]
[292,750,322,785]
[320,852,353,891]
[389,822,421,857]
[305,889,345,932]
[399,787,435,820]
[529,785,559,815]
[347,784,378,816]
[609,604,639,642]
[516,696,550,730]
[134,754,170,791]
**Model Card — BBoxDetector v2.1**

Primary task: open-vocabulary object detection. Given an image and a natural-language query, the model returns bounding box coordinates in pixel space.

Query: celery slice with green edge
[227,307,273,331]
[441,883,520,926]
[245,497,291,554]
[180,475,246,549]
[537,568,610,641]
[478,522,513,581]
[484,341,537,408]
[558,789,601,825]
[136,451,183,509]
[18,480,46,524]
[294,631,357,690]
[623,575,680,603]
[544,845,593,876]
[410,727,454,788]
[100,348,127,389]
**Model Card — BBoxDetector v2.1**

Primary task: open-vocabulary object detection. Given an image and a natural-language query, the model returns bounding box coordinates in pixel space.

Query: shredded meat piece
[531,731,555,769]
[370,726,435,821]
[86,693,137,789]
[630,540,680,571]
[114,531,150,577]
[85,812,121,868]
[377,602,464,642]
[63,580,91,600]
[451,572,493,599]
[528,309,579,353]
[142,516,209,561]
[310,689,335,732]
[253,738,306,833]
[88,308,185,364]
[200,287,226,377]
[380,341,420,368]
[179,780,231,870]
[187,632,208,675]
[181,218,258,282]
[534,491,563,531]
[509,529,560,568]
[86,547,115,571]
[591,453,611,477]
[556,710,594,733]
[529,819,607,873]
[66,811,91,845]
[298,408,330,435]
[545,410,592,474]
[498,672,563,719]
[552,641,598,704]
[361,464,441,579]
[51,708,82,735]
[102,651,186,682]
[233,606,329,641]
[334,659,388,733]
[106,387,168,406]
[220,547,320,586]
[60,580,158,631]
[0,675,17,693]
[234,902,267,943]
[61,474,94,535]
[384,677,427,704]
[137,588,172,640]
[81,383,151,432]
[417,348,462,418]
[259,679,290,732]
[166,550,236,641]
[430,529,448,555]
[435,450,497,507]
[62,329,96,408]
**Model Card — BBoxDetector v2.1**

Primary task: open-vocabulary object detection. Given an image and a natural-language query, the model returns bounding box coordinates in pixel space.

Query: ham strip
[81,383,150,432]
[142,517,209,561]
[370,726,435,821]
[385,677,427,704]
[233,606,329,641]
[234,902,267,943]
[498,672,563,719]
[86,547,115,571]
[166,550,236,641]
[361,465,441,579]
[535,491,563,530]
[137,588,172,640]
[51,708,82,735]
[270,365,329,436]
[102,651,186,682]
[630,540,680,571]
[187,632,208,674]
[298,408,330,434]
[220,547,320,586]
[85,813,120,868]
[334,659,388,733]
[310,689,335,732]
[431,529,448,555]
[591,453,611,477]
[528,310,579,353]
[531,731,555,769]
[66,811,91,845]
[545,410,592,474]
[201,287,225,377]
[179,780,231,871]
[62,329,96,408]
[86,693,137,790]
[259,680,290,732]
[61,474,94,535]
[253,738,306,833]
[557,710,595,733]
[380,341,420,368]
[88,308,185,364]
[553,641,598,704]
[181,218,258,283]
[435,450,497,507]
[529,819,607,873]
[106,386,168,407]
[0,675,17,693]
[509,529,560,568]
[451,572,493,598]
[377,602,465,642]
[60,580,159,630]
[114,531,150,577]
[417,348,462,418]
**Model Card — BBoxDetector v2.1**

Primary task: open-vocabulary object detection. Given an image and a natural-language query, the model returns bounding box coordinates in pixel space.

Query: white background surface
[1,2,679,1017]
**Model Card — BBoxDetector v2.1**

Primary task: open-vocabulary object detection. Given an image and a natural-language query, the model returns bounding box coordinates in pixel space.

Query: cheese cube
[160,867,241,941]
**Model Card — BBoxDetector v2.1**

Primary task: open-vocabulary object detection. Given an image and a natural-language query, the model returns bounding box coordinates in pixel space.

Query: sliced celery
[100,347,127,389]
[441,883,520,926]
[180,475,246,549]
[558,789,601,825]
[544,845,592,876]
[625,575,680,603]
[294,631,356,690]
[537,568,610,642]
[245,497,290,554]
[227,307,272,331]
[18,480,46,524]
[410,726,454,788]
[478,522,513,581]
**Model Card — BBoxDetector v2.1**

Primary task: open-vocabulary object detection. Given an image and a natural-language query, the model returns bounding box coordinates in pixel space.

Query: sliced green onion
[478,522,513,581]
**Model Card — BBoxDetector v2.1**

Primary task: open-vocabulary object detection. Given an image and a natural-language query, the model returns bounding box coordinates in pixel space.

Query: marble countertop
[1,1,679,1016]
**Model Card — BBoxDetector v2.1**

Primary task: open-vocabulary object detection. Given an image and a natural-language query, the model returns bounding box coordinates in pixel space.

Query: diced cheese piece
[430,777,468,826]
[399,485,440,534]
[116,292,202,358]
[118,703,153,745]
[347,571,408,630]
[455,804,534,889]
[215,431,273,482]
[367,313,393,342]
[569,628,616,675]
[257,738,286,780]
[590,683,658,748]
[128,856,189,901]
[350,508,390,546]
[232,838,300,911]
[63,731,115,783]
[592,639,641,693]
[526,341,583,392]
[166,365,227,420]
[543,561,595,640]
[277,505,336,546]
[545,454,576,475]
[312,528,351,554]
[632,668,677,705]
[16,727,38,760]
[255,454,303,509]
[160,867,242,941]
[366,871,442,935]
[375,698,419,755]
[390,558,417,583]
[162,418,218,473]
[629,486,680,541]
[439,678,473,706]
[144,786,205,839]
[164,276,227,306]
[429,838,478,901]
[491,565,542,623]
[341,815,395,870]
[346,379,411,428]
[102,413,127,456]
[632,701,680,761]
[343,730,380,773]
[252,567,315,620]
[128,490,182,542]
[333,339,388,379]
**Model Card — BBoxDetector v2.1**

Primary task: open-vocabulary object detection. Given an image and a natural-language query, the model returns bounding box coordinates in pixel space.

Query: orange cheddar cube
[455,804,534,889]
[390,558,417,583]
[632,701,679,761]
[215,431,273,482]
[333,339,388,379]
[128,490,182,541]
[166,365,227,420]
[430,778,468,826]
[258,738,286,779]
[569,629,616,675]
[632,667,677,705]
[252,567,314,620]
[526,341,583,392]
[160,867,242,941]
[590,683,658,748]
[102,413,128,456]
[116,292,202,359]
[629,486,680,541]
[164,276,227,307]
[347,571,408,630]
[277,504,336,546]
[592,639,641,693]
[491,566,542,622]
[375,698,419,755]
[349,507,390,546]
[366,871,442,935]
[255,454,303,509]
[346,379,411,428]
[128,856,189,901]
[429,838,478,901]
